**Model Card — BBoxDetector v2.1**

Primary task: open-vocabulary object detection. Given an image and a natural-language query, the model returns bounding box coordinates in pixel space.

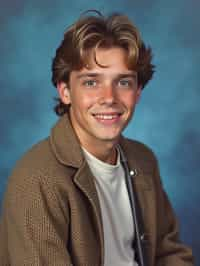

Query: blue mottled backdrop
[1,0,199,263]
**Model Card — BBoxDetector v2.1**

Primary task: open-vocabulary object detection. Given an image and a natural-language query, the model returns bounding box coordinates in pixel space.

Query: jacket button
[130,169,137,176]
[140,233,149,244]
[140,234,145,241]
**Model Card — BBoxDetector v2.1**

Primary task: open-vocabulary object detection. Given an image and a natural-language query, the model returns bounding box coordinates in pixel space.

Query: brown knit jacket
[0,114,194,266]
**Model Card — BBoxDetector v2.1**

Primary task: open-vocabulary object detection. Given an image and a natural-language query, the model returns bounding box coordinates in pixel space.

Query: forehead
[87,46,128,68]
[71,47,135,78]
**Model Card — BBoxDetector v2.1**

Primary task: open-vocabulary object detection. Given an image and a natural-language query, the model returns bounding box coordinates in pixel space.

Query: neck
[68,112,120,165]
[82,141,118,165]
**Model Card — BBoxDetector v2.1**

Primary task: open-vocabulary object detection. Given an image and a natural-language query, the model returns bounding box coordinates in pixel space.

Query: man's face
[59,47,141,149]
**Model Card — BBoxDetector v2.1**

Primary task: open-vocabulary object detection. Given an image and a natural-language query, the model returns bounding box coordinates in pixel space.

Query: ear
[135,86,142,104]
[56,81,71,105]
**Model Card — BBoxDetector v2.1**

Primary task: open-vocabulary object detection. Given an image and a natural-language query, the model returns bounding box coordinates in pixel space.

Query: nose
[99,84,116,105]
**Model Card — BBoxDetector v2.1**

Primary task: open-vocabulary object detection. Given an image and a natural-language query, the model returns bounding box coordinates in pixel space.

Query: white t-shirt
[82,147,138,266]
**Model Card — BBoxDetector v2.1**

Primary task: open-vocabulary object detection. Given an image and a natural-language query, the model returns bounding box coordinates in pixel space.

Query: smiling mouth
[93,114,121,120]
[92,113,123,124]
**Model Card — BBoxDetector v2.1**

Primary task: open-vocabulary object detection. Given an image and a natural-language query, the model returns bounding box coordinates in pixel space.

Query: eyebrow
[76,72,137,79]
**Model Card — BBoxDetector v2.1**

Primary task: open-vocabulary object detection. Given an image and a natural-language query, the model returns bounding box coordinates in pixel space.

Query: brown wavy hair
[52,11,155,116]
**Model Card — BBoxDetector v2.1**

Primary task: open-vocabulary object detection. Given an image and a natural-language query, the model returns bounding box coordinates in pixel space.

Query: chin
[92,127,123,142]
[97,134,120,142]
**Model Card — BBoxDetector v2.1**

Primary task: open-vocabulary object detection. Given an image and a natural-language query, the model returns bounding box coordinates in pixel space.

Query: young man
[0,12,194,266]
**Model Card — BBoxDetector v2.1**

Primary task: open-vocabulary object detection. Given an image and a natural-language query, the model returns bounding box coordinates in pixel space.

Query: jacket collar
[50,113,84,168]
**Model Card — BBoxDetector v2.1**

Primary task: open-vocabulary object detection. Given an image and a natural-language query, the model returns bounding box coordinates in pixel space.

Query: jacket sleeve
[0,170,73,266]
[153,160,194,266]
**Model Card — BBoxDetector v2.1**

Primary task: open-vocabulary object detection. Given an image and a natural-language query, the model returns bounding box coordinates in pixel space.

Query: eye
[83,79,97,87]
[118,79,133,87]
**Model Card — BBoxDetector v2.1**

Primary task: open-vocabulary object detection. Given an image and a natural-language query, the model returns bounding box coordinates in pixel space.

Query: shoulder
[12,137,53,177]
[4,137,59,200]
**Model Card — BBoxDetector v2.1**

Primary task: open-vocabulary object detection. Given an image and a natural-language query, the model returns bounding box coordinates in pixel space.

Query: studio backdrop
[1,0,199,263]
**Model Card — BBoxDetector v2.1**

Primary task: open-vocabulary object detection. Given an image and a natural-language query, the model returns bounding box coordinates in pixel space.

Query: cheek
[71,91,97,111]
[120,91,138,108]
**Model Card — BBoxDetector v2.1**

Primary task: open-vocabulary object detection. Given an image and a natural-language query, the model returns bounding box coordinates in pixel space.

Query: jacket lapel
[119,137,154,234]
[50,114,104,264]
[73,161,104,262]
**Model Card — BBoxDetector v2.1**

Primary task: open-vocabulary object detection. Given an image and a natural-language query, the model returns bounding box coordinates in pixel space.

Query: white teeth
[95,114,118,120]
